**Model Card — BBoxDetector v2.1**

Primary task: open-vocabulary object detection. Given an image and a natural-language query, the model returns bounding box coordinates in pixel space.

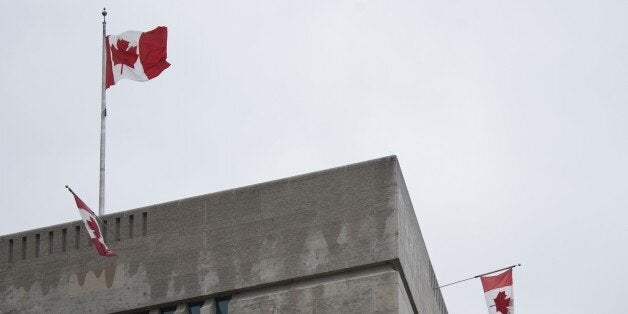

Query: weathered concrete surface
[228,264,410,314]
[0,156,447,313]
[395,163,447,314]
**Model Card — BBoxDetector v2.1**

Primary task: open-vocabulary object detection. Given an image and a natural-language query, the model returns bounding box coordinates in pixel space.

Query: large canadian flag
[105,26,170,88]
[481,269,514,314]
[69,191,116,257]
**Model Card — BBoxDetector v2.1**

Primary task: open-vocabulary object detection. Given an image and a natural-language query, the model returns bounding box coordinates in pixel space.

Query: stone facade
[0,156,447,313]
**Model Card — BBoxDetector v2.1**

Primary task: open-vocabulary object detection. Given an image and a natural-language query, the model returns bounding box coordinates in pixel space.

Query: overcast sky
[1,1,626,313]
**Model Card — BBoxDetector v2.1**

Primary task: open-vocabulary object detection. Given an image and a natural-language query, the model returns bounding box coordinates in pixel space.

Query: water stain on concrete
[69,264,124,295]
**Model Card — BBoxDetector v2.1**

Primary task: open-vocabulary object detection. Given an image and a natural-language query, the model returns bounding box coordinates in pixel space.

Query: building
[0,156,447,313]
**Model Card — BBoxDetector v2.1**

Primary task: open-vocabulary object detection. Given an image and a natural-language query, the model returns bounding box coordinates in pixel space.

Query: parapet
[0,156,447,313]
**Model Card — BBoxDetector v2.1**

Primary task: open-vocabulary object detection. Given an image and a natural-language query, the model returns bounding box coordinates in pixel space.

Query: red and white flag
[105,26,170,88]
[69,190,116,257]
[481,268,514,314]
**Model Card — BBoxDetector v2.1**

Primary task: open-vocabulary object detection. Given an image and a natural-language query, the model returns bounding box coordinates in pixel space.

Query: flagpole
[434,264,521,290]
[99,8,107,216]
[66,185,121,241]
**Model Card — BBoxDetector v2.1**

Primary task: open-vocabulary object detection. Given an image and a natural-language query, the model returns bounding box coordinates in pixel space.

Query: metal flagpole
[99,8,107,216]
[434,264,521,290]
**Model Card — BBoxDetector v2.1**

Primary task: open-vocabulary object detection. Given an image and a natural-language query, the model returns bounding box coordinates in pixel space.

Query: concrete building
[0,156,447,313]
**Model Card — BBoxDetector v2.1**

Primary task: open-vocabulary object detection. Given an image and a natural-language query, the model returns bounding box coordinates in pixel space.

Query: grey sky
[1,1,626,313]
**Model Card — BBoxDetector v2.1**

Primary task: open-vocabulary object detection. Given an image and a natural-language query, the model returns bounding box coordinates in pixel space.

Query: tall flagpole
[99,8,107,216]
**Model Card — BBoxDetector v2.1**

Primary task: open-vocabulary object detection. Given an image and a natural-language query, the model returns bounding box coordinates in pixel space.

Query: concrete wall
[228,264,411,314]
[395,163,447,314]
[0,156,447,314]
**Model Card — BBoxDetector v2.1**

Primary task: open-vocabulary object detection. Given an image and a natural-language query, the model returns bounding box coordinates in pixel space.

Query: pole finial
[102,8,107,17]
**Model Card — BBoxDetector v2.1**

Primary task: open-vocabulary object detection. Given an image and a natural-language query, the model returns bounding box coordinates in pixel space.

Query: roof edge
[1,155,398,238]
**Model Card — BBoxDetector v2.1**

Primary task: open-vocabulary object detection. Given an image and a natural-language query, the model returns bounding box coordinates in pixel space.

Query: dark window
[115,218,121,241]
[160,307,176,314]
[188,302,203,314]
[8,239,13,262]
[21,237,27,260]
[48,231,54,254]
[62,229,67,252]
[75,226,81,249]
[142,212,148,236]
[129,215,134,238]
[35,234,40,257]
[217,297,231,314]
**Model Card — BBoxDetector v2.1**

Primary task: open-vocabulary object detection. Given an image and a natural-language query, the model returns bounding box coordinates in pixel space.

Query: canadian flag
[481,268,514,314]
[69,190,116,257]
[105,26,170,88]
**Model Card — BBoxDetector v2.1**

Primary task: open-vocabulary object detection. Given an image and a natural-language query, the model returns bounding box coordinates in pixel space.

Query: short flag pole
[435,264,521,314]
[66,185,121,249]
[434,263,521,290]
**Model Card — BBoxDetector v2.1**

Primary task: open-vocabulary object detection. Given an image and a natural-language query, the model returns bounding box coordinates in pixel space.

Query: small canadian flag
[67,187,116,257]
[481,268,514,314]
[105,26,170,88]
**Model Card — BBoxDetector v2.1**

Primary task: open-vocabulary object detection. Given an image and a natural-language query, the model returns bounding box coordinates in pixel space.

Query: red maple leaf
[493,291,511,314]
[86,216,102,240]
[110,38,138,72]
